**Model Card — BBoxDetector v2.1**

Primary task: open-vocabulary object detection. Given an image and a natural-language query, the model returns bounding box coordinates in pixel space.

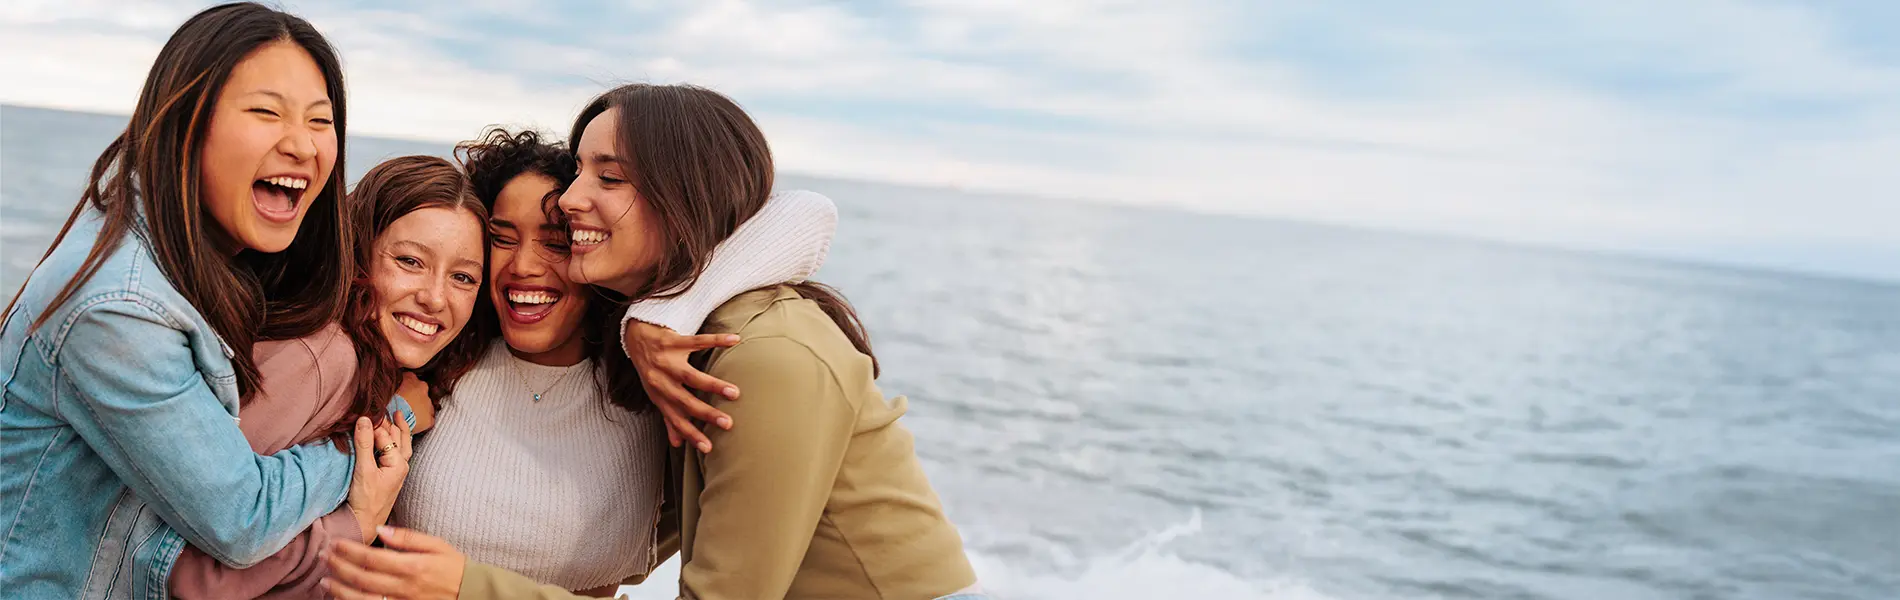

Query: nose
[557,181,591,216]
[415,277,450,314]
[506,239,546,277]
[277,127,317,163]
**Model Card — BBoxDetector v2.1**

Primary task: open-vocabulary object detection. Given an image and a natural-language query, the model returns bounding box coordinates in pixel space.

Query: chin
[501,331,556,355]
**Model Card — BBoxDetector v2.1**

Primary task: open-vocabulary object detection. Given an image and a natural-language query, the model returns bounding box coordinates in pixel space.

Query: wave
[618,510,1328,600]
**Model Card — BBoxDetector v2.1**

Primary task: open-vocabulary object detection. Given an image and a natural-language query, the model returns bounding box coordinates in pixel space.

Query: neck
[509,334,588,367]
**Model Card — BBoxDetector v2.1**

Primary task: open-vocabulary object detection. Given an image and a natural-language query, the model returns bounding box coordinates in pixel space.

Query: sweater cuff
[620,189,837,338]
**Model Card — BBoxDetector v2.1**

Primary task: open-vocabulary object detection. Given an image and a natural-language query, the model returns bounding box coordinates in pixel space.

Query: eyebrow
[587,152,622,168]
[392,239,484,273]
[450,256,484,272]
[246,89,332,110]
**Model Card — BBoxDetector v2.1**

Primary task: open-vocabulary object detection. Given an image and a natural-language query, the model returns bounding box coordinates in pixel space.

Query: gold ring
[377,442,399,456]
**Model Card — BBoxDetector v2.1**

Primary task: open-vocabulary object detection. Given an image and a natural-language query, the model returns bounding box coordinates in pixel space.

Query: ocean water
[5,104,1899,600]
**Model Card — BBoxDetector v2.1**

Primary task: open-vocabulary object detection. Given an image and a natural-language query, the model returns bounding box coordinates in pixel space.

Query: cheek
[308,131,340,195]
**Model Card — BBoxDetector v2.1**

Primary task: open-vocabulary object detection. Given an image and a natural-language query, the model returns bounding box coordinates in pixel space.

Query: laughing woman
[0,4,400,598]
[324,85,979,600]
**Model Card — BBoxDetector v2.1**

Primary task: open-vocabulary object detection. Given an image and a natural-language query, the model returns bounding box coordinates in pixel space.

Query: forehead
[493,173,559,225]
[380,206,484,258]
[223,40,330,104]
[578,107,619,151]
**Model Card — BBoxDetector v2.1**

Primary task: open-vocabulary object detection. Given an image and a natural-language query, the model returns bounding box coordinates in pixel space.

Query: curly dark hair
[456,128,576,209]
[453,127,649,414]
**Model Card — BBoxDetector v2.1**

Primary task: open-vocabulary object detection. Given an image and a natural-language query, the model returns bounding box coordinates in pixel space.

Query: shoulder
[37,225,199,346]
[704,287,874,402]
[256,323,356,380]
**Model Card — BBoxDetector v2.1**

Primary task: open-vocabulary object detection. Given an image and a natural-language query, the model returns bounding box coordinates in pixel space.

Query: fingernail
[378,526,395,537]
[698,441,712,453]
[723,387,739,399]
[716,417,732,429]
[725,335,741,343]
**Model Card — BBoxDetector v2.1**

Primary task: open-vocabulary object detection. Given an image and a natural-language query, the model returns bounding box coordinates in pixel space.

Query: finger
[373,422,400,469]
[376,525,457,554]
[665,421,681,448]
[320,577,380,600]
[676,366,741,401]
[653,376,731,429]
[396,412,415,460]
[670,333,742,350]
[351,417,375,466]
[332,538,426,577]
[325,546,409,594]
[653,400,710,453]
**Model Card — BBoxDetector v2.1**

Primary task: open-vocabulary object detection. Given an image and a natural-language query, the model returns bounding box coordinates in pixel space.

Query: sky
[2,0,1897,281]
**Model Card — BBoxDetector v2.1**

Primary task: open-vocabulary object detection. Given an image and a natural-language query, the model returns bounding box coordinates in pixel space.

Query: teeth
[396,315,440,336]
[507,290,558,305]
[264,176,309,190]
[570,229,607,245]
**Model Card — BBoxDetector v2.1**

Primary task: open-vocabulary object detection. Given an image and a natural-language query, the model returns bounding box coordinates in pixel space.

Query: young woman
[319,128,834,597]
[325,85,981,600]
[0,3,406,598]
[167,155,490,599]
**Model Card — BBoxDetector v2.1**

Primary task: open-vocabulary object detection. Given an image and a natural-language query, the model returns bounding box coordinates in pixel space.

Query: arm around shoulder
[55,298,352,567]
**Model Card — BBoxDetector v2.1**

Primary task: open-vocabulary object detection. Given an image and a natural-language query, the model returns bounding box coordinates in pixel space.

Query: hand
[397,372,435,433]
[346,416,411,544]
[322,526,463,600]
[623,321,742,453]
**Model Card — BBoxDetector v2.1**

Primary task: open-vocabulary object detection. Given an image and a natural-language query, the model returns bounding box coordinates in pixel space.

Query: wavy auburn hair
[320,156,492,441]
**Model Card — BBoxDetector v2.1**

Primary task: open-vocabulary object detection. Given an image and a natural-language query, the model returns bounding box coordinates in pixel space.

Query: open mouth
[502,285,562,325]
[252,176,309,223]
[569,226,608,253]
[393,312,443,340]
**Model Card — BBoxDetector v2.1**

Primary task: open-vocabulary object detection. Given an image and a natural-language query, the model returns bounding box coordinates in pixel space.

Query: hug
[0,3,981,599]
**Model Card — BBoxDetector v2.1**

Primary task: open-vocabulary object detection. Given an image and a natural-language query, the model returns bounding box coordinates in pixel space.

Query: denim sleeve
[54,298,353,568]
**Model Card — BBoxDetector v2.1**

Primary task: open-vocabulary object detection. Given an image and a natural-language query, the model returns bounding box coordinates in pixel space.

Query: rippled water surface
[6,105,1898,599]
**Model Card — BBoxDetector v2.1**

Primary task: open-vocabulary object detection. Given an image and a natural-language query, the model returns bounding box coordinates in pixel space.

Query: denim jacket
[0,210,354,600]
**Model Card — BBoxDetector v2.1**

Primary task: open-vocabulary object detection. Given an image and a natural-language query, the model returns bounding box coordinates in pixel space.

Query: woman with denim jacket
[0,4,412,598]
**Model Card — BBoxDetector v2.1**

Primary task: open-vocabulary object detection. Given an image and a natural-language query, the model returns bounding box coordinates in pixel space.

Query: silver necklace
[508,356,582,403]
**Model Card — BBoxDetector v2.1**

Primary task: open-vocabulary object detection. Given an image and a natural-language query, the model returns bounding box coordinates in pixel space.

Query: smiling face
[198,39,337,253]
[558,108,665,295]
[369,206,486,369]
[488,173,590,364]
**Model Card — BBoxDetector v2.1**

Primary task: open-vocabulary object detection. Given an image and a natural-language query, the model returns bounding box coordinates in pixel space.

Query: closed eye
[248,108,280,117]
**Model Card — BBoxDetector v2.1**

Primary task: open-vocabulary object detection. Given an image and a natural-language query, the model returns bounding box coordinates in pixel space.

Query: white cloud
[2,0,1897,278]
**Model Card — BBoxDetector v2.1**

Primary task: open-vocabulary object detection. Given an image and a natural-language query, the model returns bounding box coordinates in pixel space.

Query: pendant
[533,393,543,402]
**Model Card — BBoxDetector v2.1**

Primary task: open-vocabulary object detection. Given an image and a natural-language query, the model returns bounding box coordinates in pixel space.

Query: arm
[170,329,379,598]
[169,512,362,599]
[458,562,600,600]
[620,189,837,339]
[681,337,855,599]
[620,190,838,451]
[55,299,353,567]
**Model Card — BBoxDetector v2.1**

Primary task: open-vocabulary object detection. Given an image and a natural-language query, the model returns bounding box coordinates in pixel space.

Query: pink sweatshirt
[168,323,363,599]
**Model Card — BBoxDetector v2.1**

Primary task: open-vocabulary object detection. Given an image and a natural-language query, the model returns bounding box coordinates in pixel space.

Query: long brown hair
[328,156,492,439]
[3,2,352,401]
[569,84,879,401]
